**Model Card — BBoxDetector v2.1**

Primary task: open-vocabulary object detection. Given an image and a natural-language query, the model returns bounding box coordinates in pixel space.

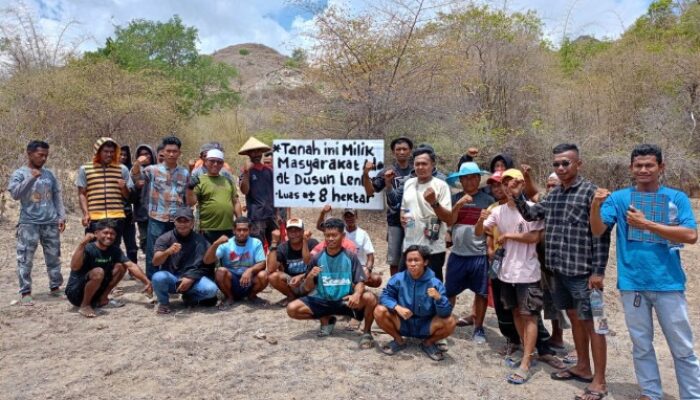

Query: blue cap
[446,162,488,186]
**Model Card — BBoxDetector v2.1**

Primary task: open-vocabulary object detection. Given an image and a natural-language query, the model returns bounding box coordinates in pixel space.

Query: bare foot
[78,306,97,318]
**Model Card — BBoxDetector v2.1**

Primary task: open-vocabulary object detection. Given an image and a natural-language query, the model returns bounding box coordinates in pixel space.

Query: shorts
[282,272,307,297]
[399,315,433,339]
[300,296,364,321]
[552,271,593,320]
[386,225,404,266]
[500,281,544,315]
[445,254,488,297]
[65,269,113,307]
[228,268,254,300]
[250,218,278,245]
[540,267,559,321]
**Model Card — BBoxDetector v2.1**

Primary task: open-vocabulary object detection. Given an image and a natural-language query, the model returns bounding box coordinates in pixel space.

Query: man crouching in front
[286,218,377,349]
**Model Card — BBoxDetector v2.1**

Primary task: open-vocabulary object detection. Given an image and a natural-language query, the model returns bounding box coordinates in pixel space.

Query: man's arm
[627,207,698,244]
[450,193,473,225]
[51,173,67,226]
[365,253,375,272]
[500,230,541,244]
[424,187,452,225]
[316,204,331,231]
[153,243,179,267]
[203,235,229,265]
[123,261,150,286]
[475,209,493,237]
[7,170,37,200]
[70,234,94,271]
[521,164,540,200]
[266,230,282,273]
[78,187,90,226]
[361,161,377,197]
[590,188,611,236]
[239,166,250,195]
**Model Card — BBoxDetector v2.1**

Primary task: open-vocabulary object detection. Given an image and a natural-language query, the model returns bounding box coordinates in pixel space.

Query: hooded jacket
[380,268,452,319]
[133,144,156,222]
[76,137,132,221]
[489,153,514,173]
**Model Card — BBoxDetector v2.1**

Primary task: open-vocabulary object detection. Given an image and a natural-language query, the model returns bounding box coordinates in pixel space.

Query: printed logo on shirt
[518,222,525,233]
[321,276,352,286]
[228,251,252,264]
[286,258,306,275]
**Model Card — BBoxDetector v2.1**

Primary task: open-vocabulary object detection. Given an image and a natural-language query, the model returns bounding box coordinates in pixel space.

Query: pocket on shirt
[566,206,589,226]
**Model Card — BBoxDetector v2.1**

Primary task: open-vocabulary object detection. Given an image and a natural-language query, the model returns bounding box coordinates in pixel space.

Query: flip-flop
[420,342,444,361]
[456,316,475,327]
[551,369,594,383]
[49,288,65,297]
[317,316,337,337]
[358,333,374,350]
[381,340,408,355]
[20,295,34,306]
[156,304,172,315]
[99,299,125,309]
[539,354,566,369]
[506,367,531,384]
[563,354,578,364]
[435,339,449,352]
[574,388,608,400]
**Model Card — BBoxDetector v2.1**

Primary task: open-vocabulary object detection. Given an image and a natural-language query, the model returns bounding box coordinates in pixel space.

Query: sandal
[49,288,65,297]
[317,316,337,337]
[20,295,34,306]
[539,354,566,369]
[381,340,408,355]
[574,388,608,400]
[551,369,593,383]
[563,353,578,364]
[99,299,125,308]
[358,333,374,350]
[420,342,444,361]
[156,304,172,314]
[435,338,449,352]
[456,316,475,327]
[506,367,531,384]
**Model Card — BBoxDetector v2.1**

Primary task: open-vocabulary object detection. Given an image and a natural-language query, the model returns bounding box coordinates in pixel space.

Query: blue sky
[5,0,653,55]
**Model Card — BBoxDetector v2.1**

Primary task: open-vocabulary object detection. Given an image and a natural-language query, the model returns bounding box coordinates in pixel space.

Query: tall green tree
[88,15,239,116]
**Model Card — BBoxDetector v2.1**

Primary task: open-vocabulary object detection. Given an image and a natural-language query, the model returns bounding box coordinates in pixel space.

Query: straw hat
[238,137,271,155]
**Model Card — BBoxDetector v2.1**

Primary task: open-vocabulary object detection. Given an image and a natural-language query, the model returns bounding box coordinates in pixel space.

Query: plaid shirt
[139,164,189,222]
[515,176,610,276]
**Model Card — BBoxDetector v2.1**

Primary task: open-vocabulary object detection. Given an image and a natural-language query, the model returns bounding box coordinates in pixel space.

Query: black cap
[174,208,194,221]
[390,136,413,150]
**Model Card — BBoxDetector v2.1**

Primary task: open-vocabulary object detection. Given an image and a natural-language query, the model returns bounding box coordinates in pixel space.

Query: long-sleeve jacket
[8,166,66,224]
[380,268,452,318]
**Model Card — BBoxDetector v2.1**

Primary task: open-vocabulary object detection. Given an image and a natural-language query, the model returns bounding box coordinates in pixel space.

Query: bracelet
[269,246,278,251]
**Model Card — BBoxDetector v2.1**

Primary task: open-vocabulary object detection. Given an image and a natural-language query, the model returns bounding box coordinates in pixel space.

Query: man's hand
[271,229,281,244]
[322,204,332,214]
[240,269,253,287]
[143,282,153,298]
[289,274,303,288]
[30,168,42,178]
[58,220,66,233]
[626,205,648,229]
[496,233,509,246]
[242,160,253,173]
[383,169,395,186]
[426,287,441,300]
[520,164,532,176]
[479,209,491,221]
[395,305,413,320]
[593,188,610,205]
[167,242,182,255]
[363,160,374,174]
[345,293,362,309]
[456,193,473,206]
[423,187,437,205]
[187,159,196,171]
[81,214,90,227]
[507,178,524,198]
[82,232,95,244]
[307,266,322,279]
[214,235,229,245]
[176,277,194,293]
[136,155,149,165]
[303,230,313,241]
[588,274,605,290]
[117,179,127,190]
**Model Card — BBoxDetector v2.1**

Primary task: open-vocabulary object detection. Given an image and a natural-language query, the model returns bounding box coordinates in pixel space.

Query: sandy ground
[1,205,699,400]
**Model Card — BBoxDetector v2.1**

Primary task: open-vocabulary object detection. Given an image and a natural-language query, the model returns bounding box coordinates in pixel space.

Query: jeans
[16,223,63,294]
[621,290,700,400]
[151,271,218,306]
[145,219,174,278]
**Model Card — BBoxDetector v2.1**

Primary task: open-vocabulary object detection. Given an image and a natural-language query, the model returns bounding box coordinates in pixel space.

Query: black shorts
[552,271,593,320]
[65,270,113,307]
[500,281,544,316]
[300,296,364,321]
[250,218,278,245]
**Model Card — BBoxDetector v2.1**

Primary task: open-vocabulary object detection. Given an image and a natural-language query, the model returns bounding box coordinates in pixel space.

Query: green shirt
[194,175,237,231]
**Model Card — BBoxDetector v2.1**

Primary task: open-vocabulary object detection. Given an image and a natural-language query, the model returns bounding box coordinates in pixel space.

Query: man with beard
[206,216,268,307]
[9,140,66,305]
[66,220,151,318]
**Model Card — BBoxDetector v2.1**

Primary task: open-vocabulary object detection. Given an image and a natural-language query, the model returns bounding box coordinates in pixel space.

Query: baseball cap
[174,208,194,221]
[501,168,524,181]
[343,208,357,216]
[487,170,503,184]
[205,149,224,160]
[287,218,304,229]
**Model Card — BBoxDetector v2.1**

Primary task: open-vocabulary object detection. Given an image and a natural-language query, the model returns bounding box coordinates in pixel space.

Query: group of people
[8,133,699,400]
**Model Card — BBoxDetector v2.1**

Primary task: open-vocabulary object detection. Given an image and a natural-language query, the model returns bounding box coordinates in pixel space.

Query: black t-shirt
[245,165,275,221]
[277,238,319,276]
[67,243,127,284]
[370,162,413,226]
[154,230,210,276]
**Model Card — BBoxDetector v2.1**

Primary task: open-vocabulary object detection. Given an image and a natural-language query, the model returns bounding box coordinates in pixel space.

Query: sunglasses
[552,160,572,168]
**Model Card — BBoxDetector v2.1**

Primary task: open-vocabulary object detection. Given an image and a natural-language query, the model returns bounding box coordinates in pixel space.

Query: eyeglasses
[552,160,571,168]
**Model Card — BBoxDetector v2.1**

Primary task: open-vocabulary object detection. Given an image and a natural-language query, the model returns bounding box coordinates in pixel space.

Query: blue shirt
[8,167,66,224]
[600,186,696,291]
[215,236,265,274]
[308,248,364,301]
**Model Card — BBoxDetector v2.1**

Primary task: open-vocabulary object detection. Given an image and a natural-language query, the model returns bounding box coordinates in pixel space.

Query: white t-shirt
[400,177,452,254]
[345,227,374,267]
[483,202,544,283]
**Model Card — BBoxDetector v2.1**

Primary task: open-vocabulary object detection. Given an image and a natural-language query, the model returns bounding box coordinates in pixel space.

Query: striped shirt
[139,164,189,222]
[76,163,132,220]
[514,176,610,276]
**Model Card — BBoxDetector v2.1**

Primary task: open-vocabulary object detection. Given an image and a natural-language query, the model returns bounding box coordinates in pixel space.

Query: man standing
[286,218,377,349]
[510,143,610,400]
[591,144,700,400]
[66,220,151,318]
[393,145,452,281]
[8,140,66,305]
[152,208,219,314]
[186,149,241,243]
[132,144,156,254]
[362,136,413,276]
[205,216,268,307]
[444,161,493,344]
[267,219,318,305]
[131,136,189,278]
[238,137,276,246]
[76,137,132,246]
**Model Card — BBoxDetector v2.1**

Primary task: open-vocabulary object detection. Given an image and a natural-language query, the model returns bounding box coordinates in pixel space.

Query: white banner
[272,139,385,209]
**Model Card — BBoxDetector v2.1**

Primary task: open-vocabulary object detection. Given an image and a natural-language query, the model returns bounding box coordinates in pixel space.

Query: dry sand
[1,206,699,400]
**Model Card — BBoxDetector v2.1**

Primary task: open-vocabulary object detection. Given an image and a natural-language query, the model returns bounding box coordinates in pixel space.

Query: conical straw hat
[238,137,271,155]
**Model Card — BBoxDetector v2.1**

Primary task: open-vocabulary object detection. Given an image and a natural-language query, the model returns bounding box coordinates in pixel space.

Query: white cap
[205,149,224,160]
[548,172,559,181]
